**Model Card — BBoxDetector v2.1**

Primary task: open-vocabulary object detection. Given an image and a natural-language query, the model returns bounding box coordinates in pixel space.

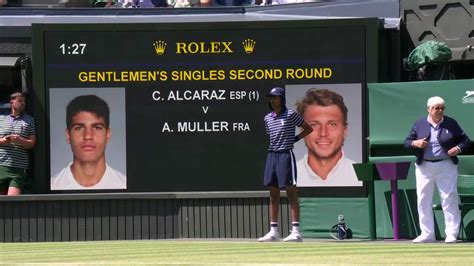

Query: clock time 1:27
[59,43,87,55]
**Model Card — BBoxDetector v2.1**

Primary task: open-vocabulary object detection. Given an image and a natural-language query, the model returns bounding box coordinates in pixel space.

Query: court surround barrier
[0,192,290,242]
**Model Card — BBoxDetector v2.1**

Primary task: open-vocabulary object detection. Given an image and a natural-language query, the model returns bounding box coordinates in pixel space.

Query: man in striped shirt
[258,87,312,242]
[0,92,36,195]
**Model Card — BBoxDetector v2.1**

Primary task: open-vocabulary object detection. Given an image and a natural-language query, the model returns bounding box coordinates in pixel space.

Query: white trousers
[415,159,460,238]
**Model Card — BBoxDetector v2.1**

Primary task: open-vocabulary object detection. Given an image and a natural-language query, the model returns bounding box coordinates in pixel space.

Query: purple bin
[375,162,411,181]
[374,161,411,240]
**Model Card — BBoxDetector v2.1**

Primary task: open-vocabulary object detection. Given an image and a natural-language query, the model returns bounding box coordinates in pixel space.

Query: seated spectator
[105,0,156,7]
[167,0,199,8]
[0,0,7,7]
[199,0,211,6]
[151,0,167,6]
[214,0,253,6]
[270,0,315,4]
[91,0,116,7]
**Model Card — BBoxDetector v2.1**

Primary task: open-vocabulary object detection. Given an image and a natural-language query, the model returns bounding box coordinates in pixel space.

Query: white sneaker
[258,231,280,242]
[283,231,303,242]
[413,234,435,243]
[445,235,457,243]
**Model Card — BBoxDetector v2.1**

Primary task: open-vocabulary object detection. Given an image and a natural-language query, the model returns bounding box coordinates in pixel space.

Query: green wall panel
[368,79,474,146]
[301,198,369,238]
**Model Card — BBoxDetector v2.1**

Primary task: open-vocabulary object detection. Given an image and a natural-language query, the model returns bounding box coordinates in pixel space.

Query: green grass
[1,240,474,264]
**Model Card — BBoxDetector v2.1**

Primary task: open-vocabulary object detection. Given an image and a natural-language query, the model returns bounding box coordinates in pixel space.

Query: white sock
[270,223,278,234]
[292,222,300,233]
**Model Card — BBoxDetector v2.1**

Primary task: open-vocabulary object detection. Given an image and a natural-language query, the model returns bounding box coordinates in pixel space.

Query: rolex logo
[153,40,167,55]
[242,39,256,54]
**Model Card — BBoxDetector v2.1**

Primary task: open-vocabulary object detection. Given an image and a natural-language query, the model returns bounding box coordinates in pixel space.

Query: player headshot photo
[50,87,126,190]
[287,84,363,187]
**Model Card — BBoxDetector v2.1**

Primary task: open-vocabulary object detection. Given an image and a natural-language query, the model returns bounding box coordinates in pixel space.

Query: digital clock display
[59,43,87,55]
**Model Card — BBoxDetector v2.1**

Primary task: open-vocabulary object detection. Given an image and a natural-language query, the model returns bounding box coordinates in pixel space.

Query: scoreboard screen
[32,19,378,194]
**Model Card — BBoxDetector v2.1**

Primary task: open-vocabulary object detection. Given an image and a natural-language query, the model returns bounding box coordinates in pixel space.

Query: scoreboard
[32,19,378,194]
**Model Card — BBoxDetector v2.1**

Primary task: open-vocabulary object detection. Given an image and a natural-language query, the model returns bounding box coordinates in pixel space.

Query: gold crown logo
[242,39,256,54]
[153,40,167,55]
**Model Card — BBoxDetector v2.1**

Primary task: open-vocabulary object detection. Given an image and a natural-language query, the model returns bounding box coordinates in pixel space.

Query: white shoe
[283,231,303,242]
[258,231,280,242]
[413,234,435,243]
[445,236,457,243]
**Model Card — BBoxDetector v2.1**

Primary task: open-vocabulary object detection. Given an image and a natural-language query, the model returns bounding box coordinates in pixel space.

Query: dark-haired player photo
[287,84,363,187]
[49,87,127,190]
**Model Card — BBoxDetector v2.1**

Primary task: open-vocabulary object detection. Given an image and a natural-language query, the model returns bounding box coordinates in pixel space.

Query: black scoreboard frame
[32,18,379,196]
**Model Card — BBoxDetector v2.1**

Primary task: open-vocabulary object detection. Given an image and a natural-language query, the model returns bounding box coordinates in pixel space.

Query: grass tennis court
[1,239,474,264]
